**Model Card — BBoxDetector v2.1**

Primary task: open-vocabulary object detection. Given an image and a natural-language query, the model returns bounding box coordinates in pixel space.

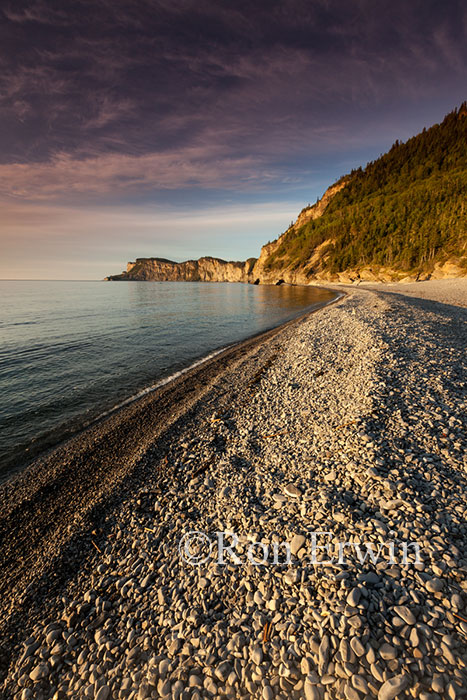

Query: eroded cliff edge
[106,256,257,283]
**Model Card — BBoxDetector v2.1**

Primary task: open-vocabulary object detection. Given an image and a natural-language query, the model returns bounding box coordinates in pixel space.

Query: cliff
[105,183,346,285]
[106,105,467,285]
[105,256,257,283]
[249,180,350,285]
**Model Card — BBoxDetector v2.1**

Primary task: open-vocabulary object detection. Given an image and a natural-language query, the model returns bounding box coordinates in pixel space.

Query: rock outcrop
[105,183,348,285]
[247,180,350,285]
[106,143,466,285]
[106,256,257,283]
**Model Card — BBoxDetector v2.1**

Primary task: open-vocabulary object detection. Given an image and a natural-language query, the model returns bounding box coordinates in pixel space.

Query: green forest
[265,104,467,276]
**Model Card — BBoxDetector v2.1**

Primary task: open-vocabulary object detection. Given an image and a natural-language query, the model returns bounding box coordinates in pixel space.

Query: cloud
[0,146,290,199]
[1,0,465,178]
[2,2,72,25]
[1,198,302,233]
[82,95,136,130]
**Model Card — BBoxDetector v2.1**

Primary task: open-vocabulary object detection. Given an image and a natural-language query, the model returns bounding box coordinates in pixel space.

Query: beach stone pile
[3,288,467,700]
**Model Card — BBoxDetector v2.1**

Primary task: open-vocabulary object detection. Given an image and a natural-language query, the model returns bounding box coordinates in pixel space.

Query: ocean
[0,280,335,481]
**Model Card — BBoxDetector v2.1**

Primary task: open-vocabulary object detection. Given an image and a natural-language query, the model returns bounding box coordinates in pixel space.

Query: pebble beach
[1,280,466,700]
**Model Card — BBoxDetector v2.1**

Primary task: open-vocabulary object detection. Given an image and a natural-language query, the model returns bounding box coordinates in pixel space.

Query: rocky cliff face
[106,256,257,283]
[106,177,466,285]
[106,184,347,285]
[248,180,349,285]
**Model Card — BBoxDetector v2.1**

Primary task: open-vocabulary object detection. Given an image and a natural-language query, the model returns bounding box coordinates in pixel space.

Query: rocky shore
[1,284,466,700]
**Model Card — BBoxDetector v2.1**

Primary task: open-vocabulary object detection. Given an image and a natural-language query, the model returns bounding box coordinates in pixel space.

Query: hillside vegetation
[263,104,467,279]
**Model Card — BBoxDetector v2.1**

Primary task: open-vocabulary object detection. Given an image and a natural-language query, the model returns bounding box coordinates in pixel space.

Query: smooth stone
[432,675,444,693]
[127,645,141,664]
[19,642,40,665]
[318,635,330,674]
[215,661,231,683]
[158,679,171,696]
[379,643,397,660]
[339,639,351,663]
[251,646,263,666]
[291,534,306,556]
[446,682,460,700]
[360,571,380,585]
[204,678,217,695]
[272,493,287,503]
[306,671,320,684]
[393,605,416,625]
[352,675,369,693]
[254,591,264,605]
[172,680,184,699]
[344,686,360,700]
[159,659,170,677]
[378,673,409,700]
[141,574,153,588]
[46,630,61,644]
[95,687,111,700]
[347,587,362,607]
[29,663,49,682]
[284,484,302,498]
[426,578,444,593]
[333,511,346,522]
[304,682,320,700]
[348,615,364,628]
[350,637,365,657]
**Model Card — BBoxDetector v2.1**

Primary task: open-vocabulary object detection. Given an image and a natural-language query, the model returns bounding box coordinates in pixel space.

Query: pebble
[251,646,263,666]
[378,673,409,700]
[290,534,306,556]
[426,577,444,593]
[350,637,365,657]
[304,681,321,700]
[318,635,330,674]
[347,587,362,606]
[284,483,301,498]
[379,643,397,660]
[393,605,416,625]
[29,663,49,681]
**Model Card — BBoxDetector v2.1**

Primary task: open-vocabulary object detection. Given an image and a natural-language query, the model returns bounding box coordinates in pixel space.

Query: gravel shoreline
[1,286,466,700]
[355,278,467,308]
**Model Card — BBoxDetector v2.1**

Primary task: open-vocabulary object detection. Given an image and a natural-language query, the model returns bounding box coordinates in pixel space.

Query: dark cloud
[0,0,465,197]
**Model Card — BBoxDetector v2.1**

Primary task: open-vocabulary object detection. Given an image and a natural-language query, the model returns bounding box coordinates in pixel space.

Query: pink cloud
[0,146,286,200]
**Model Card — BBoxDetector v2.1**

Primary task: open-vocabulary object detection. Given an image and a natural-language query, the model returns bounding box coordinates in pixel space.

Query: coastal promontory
[106,105,467,285]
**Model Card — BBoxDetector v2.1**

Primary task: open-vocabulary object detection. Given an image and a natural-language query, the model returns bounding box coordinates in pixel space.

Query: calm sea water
[0,280,335,480]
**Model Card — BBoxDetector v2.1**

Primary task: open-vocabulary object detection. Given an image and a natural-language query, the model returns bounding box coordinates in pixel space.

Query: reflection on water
[0,280,335,478]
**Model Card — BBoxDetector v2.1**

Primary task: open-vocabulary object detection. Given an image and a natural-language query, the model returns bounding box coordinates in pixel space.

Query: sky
[1,0,466,279]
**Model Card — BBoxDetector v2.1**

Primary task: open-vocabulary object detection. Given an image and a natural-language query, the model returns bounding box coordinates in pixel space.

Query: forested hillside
[263,104,467,279]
